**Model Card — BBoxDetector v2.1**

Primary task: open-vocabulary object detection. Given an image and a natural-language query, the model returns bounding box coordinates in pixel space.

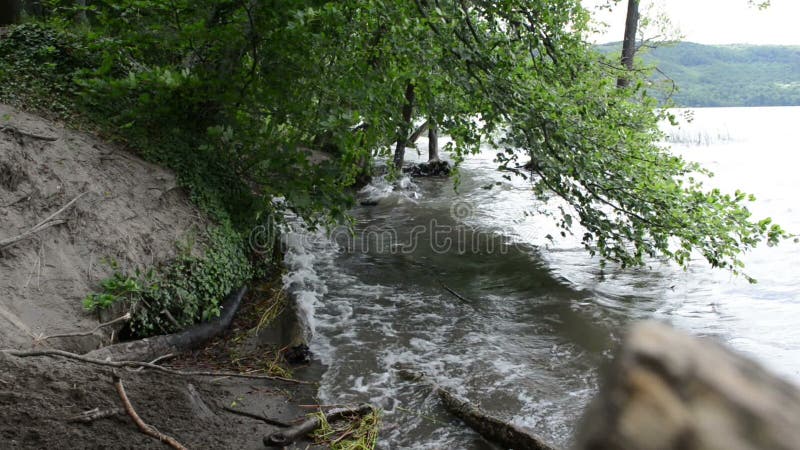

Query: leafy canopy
[5,0,789,279]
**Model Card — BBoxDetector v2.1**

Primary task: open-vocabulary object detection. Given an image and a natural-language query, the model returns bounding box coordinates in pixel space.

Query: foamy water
[281,107,800,448]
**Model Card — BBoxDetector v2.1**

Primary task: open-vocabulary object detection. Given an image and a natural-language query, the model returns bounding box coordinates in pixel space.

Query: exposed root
[35,313,131,344]
[2,349,312,384]
[113,372,188,450]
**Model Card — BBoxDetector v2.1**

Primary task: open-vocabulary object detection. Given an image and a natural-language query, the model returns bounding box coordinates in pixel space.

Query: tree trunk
[428,122,439,162]
[575,321,800,450]
[392,82,416,170]
[616,0,639,88]
[0,0,21,25]
[74,0,88,25]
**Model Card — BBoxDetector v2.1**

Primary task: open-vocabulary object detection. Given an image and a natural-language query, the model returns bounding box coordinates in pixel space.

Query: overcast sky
[583,0,800,45]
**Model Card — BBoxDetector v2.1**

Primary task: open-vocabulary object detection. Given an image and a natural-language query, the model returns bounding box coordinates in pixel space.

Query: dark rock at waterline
[404,160,451,177]
[284,344,312,365]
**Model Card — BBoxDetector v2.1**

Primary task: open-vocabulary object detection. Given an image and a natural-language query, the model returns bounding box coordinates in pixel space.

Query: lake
[283,106,800,448]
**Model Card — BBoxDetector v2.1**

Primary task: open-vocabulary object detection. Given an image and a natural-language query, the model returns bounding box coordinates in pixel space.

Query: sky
[582,0,800,46]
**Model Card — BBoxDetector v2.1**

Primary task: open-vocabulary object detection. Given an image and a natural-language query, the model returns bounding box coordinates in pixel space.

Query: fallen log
[396,367,557,450]
[85,286,248,362]
[574,321,800,450]
[263,404,374,447]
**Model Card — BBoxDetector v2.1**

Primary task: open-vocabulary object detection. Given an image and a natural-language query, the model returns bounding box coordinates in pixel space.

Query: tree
[617,0,639,88]
[4,0,787,278]
[0,0,20,25]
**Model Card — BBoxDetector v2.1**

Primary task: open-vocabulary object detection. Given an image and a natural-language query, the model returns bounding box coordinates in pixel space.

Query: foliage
[311,408,382,450]
[0,0,790,283]
[83,266,143,312]
[84,225,253,336]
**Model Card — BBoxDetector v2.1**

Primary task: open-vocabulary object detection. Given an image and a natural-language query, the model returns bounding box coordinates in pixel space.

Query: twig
[113,372,188,450]
[36,313,132,343]
[1,219,66,250]
[67,407,123,423]
[31,192,87,231]
[1,349,311,384]
[440,282,472,304]
[0,192,86,249]
[221,405,291,428]
[0,124,59,141]
[134,353,176,372]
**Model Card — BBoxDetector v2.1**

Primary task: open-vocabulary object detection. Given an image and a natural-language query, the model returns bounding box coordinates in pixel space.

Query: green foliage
[311,408,381,450]
[84,225,253,336]
[82,270,143,311]
[0,0,790,284]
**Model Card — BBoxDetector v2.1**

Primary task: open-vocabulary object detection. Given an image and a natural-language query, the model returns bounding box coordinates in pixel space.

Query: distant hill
[598,42,800,107]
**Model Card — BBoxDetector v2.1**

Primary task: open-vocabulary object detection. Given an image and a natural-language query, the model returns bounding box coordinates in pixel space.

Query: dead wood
[36,313,131,343]
[396,367,557,450]
[0,192,86,249]
[263,404,374,447]
[85,286,247,363]
[221,405,290,428]
[113,372,188,450]
[1,348,311,384]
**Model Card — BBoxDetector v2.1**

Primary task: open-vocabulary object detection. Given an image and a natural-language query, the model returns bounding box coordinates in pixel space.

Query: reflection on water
[285,106,800,448]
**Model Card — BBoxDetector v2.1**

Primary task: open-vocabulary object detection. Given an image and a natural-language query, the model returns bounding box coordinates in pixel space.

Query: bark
[408,120,429,144]
[428,122,439,162]
[575,321,800,450]
[85,287,247,362]
[73,0,87,25]
[0,0,21,26]
[616,0,639,88]
[396,367,557,450]
[263,404,374,447]
[392,82,416,169]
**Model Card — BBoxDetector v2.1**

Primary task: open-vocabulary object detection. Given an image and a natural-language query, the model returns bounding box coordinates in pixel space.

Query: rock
[575,321,800,450]
[404,160,451,177]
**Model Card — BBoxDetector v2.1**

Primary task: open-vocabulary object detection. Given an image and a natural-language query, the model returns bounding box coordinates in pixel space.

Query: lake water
[283,106,800,448]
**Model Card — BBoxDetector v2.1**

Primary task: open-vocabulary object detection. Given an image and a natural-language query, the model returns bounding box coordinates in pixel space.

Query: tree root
[263,404,374,447]
[85,286,247,363]
[35,313,131,344]
[221,405,290,428]
[1,348,311,384]
[113,372,187,450]
[0,192,86,249]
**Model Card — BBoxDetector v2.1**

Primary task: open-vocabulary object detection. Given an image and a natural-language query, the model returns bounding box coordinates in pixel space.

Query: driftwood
[0,192,86,249]
[574,321,800,450]
[85,286,247,362]
[263,404,374,447]
[397,367,557,450]
[113,372,187,450]
[1,348,309,384]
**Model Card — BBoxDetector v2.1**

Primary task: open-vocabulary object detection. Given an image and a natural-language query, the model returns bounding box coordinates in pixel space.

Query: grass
[311,408,382,450]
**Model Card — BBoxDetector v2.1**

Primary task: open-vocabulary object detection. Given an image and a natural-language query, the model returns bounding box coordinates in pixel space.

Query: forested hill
[600,42,800,107]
